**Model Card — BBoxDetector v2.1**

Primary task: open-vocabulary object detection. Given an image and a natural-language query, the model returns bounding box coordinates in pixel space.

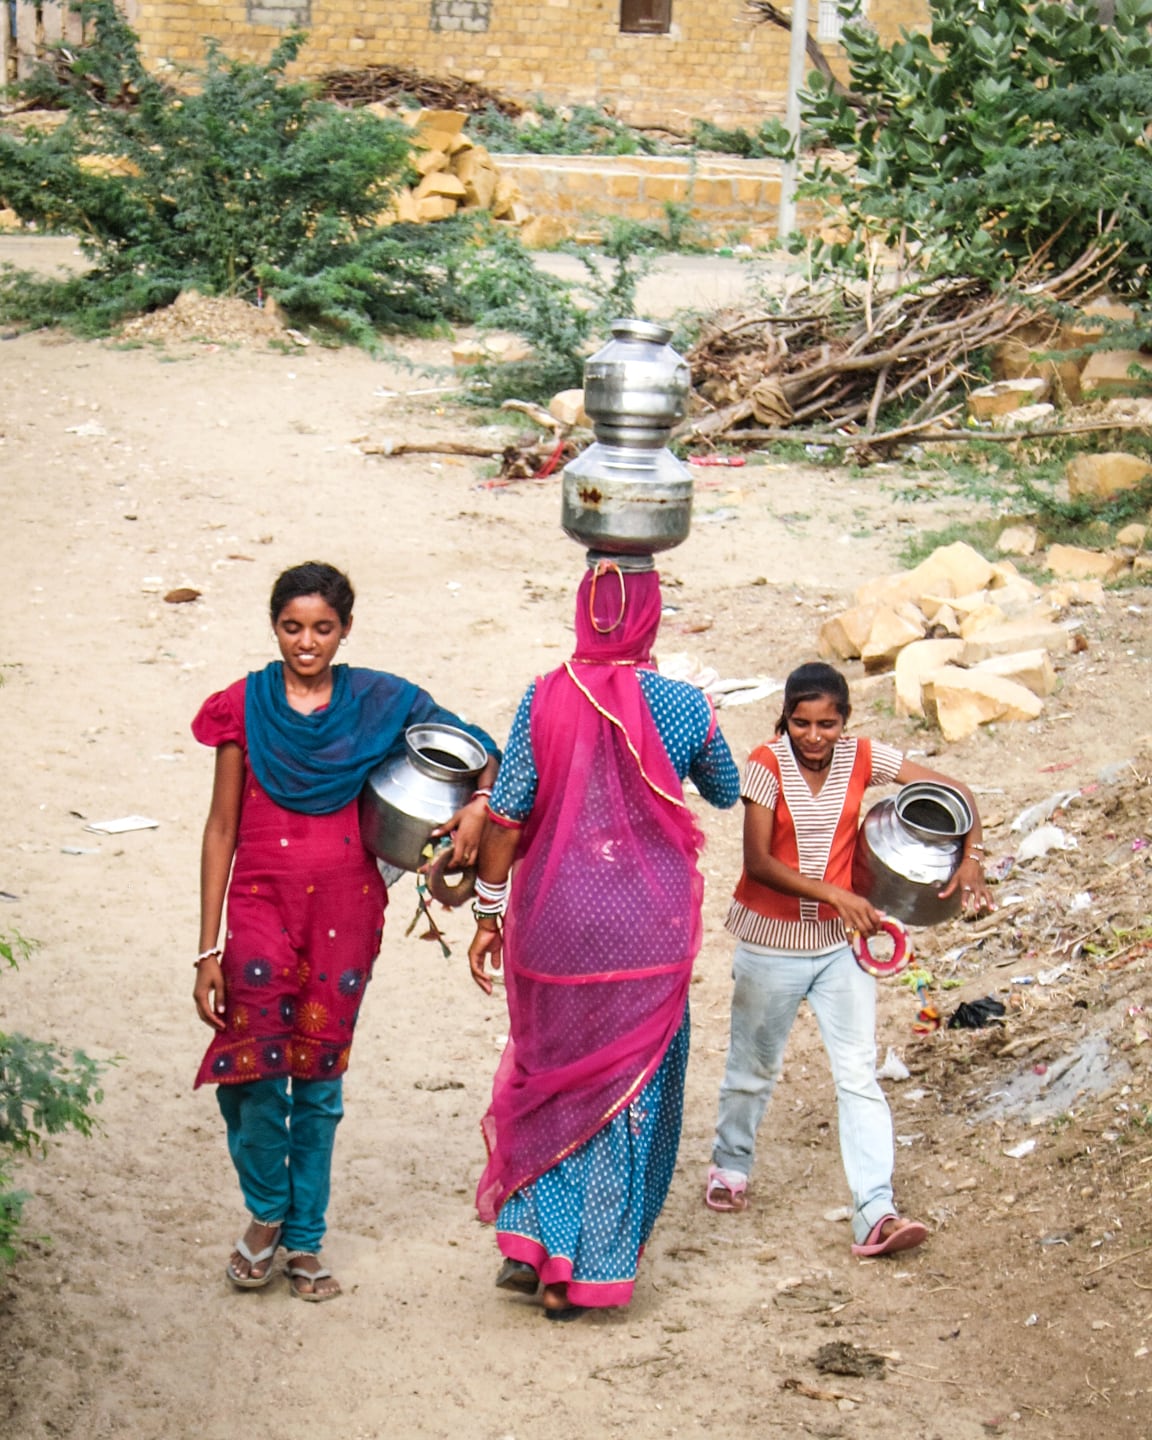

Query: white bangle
[194,946,223,967]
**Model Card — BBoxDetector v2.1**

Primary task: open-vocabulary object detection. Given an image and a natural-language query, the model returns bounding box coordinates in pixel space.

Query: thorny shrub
[799,0,1152,295]
[0,933,105,1267]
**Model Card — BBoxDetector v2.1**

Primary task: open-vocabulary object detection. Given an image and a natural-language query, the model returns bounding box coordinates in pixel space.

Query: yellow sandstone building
[119,0,928,128]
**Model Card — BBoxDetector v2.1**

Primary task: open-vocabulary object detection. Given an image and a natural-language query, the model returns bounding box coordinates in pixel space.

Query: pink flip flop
[851,1215,929,1257]
[705,1165,748,1213]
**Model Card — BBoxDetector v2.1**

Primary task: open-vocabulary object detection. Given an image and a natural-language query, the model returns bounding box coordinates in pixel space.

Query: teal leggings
[216,1077,344,1254]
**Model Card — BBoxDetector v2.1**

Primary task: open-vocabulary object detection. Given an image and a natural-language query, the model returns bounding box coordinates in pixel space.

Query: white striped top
[725,734,903,953]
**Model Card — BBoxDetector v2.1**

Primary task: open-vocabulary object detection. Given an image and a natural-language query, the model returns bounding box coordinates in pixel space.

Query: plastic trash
[947,996,1007,1030]
[1015,824,1078,861]
[877,1047,911,1081]
[83,815,159,834]
[1010,790,1080,834]
[1004,1139,1037,1159]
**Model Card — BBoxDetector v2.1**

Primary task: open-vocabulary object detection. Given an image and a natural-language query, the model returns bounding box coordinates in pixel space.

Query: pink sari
[477,565,705,1223]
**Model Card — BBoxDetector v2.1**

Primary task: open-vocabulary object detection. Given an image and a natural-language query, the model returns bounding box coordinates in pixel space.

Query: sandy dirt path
[1,290,1150,1440]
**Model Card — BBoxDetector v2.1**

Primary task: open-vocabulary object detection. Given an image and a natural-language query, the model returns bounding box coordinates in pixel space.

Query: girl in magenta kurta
[193,562,497,1301]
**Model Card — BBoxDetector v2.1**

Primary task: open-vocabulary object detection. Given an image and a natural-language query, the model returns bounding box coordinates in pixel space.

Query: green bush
[469,100,659,156]
[0,933,105,1266]
[799,0,1152,294]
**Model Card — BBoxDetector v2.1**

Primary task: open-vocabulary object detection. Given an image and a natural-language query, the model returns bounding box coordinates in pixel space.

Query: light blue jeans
[712,941,895,1245]
[216,1077,344,1254]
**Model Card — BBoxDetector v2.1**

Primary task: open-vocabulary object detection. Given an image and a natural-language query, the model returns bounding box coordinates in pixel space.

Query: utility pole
[777,0,810,239]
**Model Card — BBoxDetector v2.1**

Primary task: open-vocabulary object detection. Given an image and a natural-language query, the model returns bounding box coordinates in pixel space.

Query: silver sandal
[226,1220,282,1289]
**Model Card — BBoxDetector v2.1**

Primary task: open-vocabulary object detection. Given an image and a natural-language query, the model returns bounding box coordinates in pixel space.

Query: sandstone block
[414,109,468,142]
[481,332,535,364]
[894,639,965,718]
[1080,351,1152,398]
[1060,298,1138,351]
[961,619,1073,663]
[861,606,926,671]
[414,171,467,201]
[998,402,1056,430]
[853,570,924,609]
[393,188,420,224]
[996,525,1039,557]
[922,667,1044,742]
[928,604,961,636]
[967,377,1049,421]
[817,603,878,662]
[1116,522,1148,548]
[989,560,1040,593]
[451,338,488,368]
[415,195,458,222]
[548,389,589,427]
[959,603,1009,638]
[991,338,1082,405]
[519,215,571,249]
[1044,544,1127,581]
[1066,451,1152,501]
[1135,554,1152,575]
[0,208,21,232]
[972,649,1059,699]
[907,541,996,602]
[491,174,523,219]
[453,145,494,179]
[413,148,450,177]
[1046,579,1106,607]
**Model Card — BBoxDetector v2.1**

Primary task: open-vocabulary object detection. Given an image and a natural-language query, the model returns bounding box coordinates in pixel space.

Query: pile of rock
[967,297,1152,425]
[817,539,1107,742]
[371,107,568,250]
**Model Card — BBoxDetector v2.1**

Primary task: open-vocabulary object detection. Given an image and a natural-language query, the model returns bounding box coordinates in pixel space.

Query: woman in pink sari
[467,561,739,1319]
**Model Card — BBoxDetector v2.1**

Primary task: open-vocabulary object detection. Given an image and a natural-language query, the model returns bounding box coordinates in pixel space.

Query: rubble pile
[371,107,566,249]
[817,539,1113,741]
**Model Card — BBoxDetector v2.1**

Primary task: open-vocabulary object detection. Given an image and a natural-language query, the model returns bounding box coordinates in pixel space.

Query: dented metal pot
[359,722,487,873]
[852,781,973,927]
[561,318,694,556]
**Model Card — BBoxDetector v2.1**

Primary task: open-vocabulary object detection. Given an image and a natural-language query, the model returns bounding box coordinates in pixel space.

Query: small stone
[1066,451,1152,501]
[1045,544,1128,581]
[967,377,1049,421]
[997,524,1039,557]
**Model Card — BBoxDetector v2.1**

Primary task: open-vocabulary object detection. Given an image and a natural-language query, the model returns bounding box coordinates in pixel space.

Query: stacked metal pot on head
[561,319,694,562]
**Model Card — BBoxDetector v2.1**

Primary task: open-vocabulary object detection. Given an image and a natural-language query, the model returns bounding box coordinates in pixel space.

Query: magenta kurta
[192,679,386,1088]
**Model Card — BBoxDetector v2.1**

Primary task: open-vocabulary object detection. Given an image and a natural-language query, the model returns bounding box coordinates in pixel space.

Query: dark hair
[269,562,355,626]
[774,661,851,735]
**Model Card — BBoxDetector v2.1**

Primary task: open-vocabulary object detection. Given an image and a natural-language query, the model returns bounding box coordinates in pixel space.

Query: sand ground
[1,264,1151,1440]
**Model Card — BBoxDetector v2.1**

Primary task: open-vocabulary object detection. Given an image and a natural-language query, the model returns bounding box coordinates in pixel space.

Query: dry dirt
[1,274,1151,1440]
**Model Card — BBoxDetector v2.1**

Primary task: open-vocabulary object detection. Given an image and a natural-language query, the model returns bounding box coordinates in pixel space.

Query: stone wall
[132,0,930,130]
[497,153,791,244]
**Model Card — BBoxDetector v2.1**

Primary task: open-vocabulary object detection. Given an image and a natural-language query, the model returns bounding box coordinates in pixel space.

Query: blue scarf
[245,662,421,816]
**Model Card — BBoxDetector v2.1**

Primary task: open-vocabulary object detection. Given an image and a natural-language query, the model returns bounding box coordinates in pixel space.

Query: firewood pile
[678,241,1123,453]
[319,65,523,117]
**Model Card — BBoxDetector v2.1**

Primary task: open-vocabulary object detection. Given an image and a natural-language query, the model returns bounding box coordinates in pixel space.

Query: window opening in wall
[620,0,671,35]
[817,0,865,43]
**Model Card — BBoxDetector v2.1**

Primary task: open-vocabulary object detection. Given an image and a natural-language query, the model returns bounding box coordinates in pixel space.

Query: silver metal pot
[852,781,972,927]
[359,722,487,872]
[581,318,691,446]
[561,318,694,557]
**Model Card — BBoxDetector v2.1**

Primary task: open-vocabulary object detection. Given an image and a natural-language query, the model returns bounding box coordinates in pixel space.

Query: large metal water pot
[561,318,694,556]
[852,781,973,927]
[359,722,487,872]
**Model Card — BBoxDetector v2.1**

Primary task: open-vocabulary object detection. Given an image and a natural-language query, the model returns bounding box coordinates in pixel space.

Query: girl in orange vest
[706,661,993,1255]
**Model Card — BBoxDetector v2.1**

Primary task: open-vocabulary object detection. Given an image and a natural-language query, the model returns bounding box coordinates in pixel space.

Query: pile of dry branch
[319,65,523,117]
[679,241,1120,453]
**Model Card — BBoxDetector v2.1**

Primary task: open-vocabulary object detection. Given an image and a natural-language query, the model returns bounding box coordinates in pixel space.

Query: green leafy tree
[799,0,1152,292]
[0,933,105,1267]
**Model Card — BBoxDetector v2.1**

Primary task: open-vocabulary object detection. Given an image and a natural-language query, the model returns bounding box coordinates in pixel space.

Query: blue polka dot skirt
[495,1011,690,1308]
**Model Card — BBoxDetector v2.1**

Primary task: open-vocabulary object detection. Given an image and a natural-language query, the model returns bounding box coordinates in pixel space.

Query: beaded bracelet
[194,946,222,968]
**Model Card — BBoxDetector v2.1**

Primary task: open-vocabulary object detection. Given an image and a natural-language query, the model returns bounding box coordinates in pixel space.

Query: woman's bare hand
[193,956,227,1030]
[468,923,504,995]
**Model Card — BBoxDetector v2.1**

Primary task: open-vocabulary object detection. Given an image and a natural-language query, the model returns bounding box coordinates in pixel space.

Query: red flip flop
[851,1215,929,1257]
